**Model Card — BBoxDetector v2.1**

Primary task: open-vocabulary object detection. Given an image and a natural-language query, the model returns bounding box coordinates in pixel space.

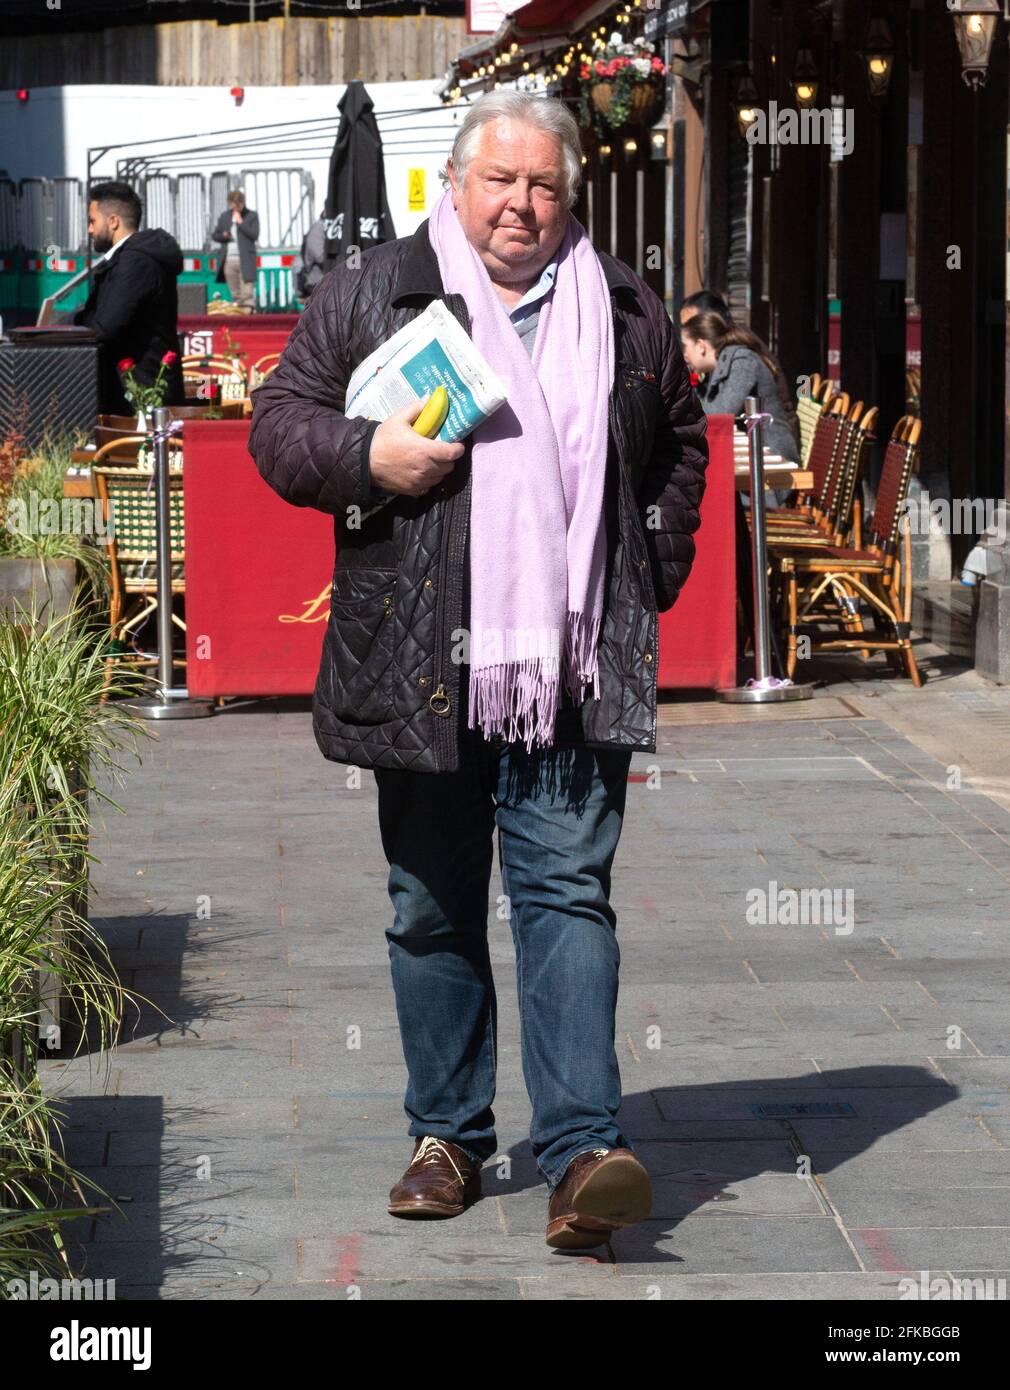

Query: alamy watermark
[898,493,1006,541]
[745,879,854,935]
[4,493,114,543]
[745,101,854,158]
[899,1270,1006,1301]
[6,1272,116,1300]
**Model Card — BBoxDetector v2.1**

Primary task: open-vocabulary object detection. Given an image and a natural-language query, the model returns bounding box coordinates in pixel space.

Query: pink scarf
[427,187,614,751]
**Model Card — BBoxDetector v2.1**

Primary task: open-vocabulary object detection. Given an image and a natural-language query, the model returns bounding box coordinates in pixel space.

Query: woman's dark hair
[683,311,799,439]
[682,311,781,381]
[88,180,142,230]
[680,289,732,323]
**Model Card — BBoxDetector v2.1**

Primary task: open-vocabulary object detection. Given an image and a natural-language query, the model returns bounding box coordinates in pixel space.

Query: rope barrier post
[123,406,214,721]
[718,396,812,704]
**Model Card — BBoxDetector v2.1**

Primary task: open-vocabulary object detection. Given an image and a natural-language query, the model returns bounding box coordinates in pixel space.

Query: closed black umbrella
[323,81,396,269]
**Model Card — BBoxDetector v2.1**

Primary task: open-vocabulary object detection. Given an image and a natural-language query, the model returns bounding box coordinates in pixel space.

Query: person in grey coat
[212,189,259,310]
[680,311,799,508]
[294,216,328,302]
[681,312,798,458]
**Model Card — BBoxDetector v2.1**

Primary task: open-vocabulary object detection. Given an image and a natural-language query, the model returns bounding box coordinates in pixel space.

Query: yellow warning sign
[408,169,426,211]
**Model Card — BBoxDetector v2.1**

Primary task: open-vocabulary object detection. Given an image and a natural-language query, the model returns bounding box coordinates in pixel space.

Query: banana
[412,385,450,439]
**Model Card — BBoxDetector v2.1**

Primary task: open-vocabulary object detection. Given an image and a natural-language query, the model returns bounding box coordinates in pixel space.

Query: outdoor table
[180,413,740,698]
[735,462,813,491]
[731,434,811,490]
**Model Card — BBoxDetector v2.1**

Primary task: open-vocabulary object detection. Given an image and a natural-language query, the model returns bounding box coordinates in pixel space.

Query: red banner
[183,417,737,697]
[656,412,737,691]
[183,421,333,696]
[177,314,299,372]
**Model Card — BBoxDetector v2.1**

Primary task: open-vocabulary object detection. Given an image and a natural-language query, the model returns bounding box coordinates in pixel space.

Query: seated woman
[680,312,800,509]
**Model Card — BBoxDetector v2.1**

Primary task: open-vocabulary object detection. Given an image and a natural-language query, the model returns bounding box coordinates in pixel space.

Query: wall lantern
[950,0,1000,89]
[599,143,612,158]
[734,71,761,139]
[861,17,894,98]
[790,48,819,108]
[649,113,671,161]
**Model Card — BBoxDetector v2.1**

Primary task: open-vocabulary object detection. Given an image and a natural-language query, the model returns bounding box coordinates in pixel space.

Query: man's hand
[367,395,464,498]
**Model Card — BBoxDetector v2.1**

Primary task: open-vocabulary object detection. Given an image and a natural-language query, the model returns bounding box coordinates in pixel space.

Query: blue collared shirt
[508,257,558,323]
[509,256,557,358]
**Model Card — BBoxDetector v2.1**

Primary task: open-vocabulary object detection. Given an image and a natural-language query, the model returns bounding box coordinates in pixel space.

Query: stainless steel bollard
[123,407,214,720]
[718,396,812,703]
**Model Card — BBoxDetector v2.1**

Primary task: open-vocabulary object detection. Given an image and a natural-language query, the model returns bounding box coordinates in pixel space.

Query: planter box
[0,557,77,625]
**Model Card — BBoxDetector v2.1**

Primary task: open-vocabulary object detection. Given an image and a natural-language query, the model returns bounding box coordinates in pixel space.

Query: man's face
[447,118,570,284]
[88,201,118,255]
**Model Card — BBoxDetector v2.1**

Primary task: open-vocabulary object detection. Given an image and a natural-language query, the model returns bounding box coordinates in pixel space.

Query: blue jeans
[373,723,635,1192]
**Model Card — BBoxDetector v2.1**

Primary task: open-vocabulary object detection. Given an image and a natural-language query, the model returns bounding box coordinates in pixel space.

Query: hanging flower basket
[590,81,663,127]
[578,30,667,139]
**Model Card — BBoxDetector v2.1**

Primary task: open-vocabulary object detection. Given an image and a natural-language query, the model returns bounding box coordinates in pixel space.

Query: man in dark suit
[211,190,259,311]
[74,181,185,415]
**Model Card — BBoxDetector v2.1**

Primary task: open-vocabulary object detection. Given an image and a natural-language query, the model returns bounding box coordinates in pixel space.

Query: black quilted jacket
[248,217,709,773]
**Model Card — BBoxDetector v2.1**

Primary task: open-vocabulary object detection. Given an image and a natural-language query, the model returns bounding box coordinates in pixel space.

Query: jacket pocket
[325,565,397,725]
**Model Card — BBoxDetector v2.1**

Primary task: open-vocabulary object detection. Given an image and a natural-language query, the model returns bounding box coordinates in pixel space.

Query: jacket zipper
[428,504,453,720]
[427,291,473,769]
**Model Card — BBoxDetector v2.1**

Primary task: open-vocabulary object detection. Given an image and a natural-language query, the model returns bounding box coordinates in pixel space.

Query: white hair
[440,91,583,210]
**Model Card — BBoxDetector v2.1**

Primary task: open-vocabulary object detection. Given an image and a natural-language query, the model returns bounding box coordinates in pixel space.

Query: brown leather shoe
[387,1136,483,1218]
[546,1146,652,1249]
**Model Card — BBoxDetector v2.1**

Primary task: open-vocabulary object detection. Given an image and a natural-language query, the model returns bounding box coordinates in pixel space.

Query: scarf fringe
[562,608,602,706]
[468,610,602,751]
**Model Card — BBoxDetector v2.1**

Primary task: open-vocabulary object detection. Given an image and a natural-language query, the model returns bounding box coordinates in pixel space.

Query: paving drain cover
[752,1102,857,1117]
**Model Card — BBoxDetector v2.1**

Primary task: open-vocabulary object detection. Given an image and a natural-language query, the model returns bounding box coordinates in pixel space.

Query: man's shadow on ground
[494,1065,958,1261]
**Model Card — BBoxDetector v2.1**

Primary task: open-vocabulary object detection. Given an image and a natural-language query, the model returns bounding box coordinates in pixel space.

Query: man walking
[249,92,708,1249]
[74,181,185,415]
[212,189,259,311]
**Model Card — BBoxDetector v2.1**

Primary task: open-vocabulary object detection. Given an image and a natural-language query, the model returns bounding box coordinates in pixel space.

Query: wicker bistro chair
[765,404,877,645]
[795,377,829,468]
[92,465,186,678]
[88,434,148,467]
[744,392,850,538]
[249,352,281,390]
[765,400,876,548]
[775,415,923,686]
[182,355,248,402]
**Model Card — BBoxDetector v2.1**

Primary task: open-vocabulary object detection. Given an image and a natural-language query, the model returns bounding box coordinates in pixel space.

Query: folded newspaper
[344,300,508,516]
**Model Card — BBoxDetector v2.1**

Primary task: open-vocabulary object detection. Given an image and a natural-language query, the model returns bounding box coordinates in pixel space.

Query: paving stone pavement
[39,657,1010,1301]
